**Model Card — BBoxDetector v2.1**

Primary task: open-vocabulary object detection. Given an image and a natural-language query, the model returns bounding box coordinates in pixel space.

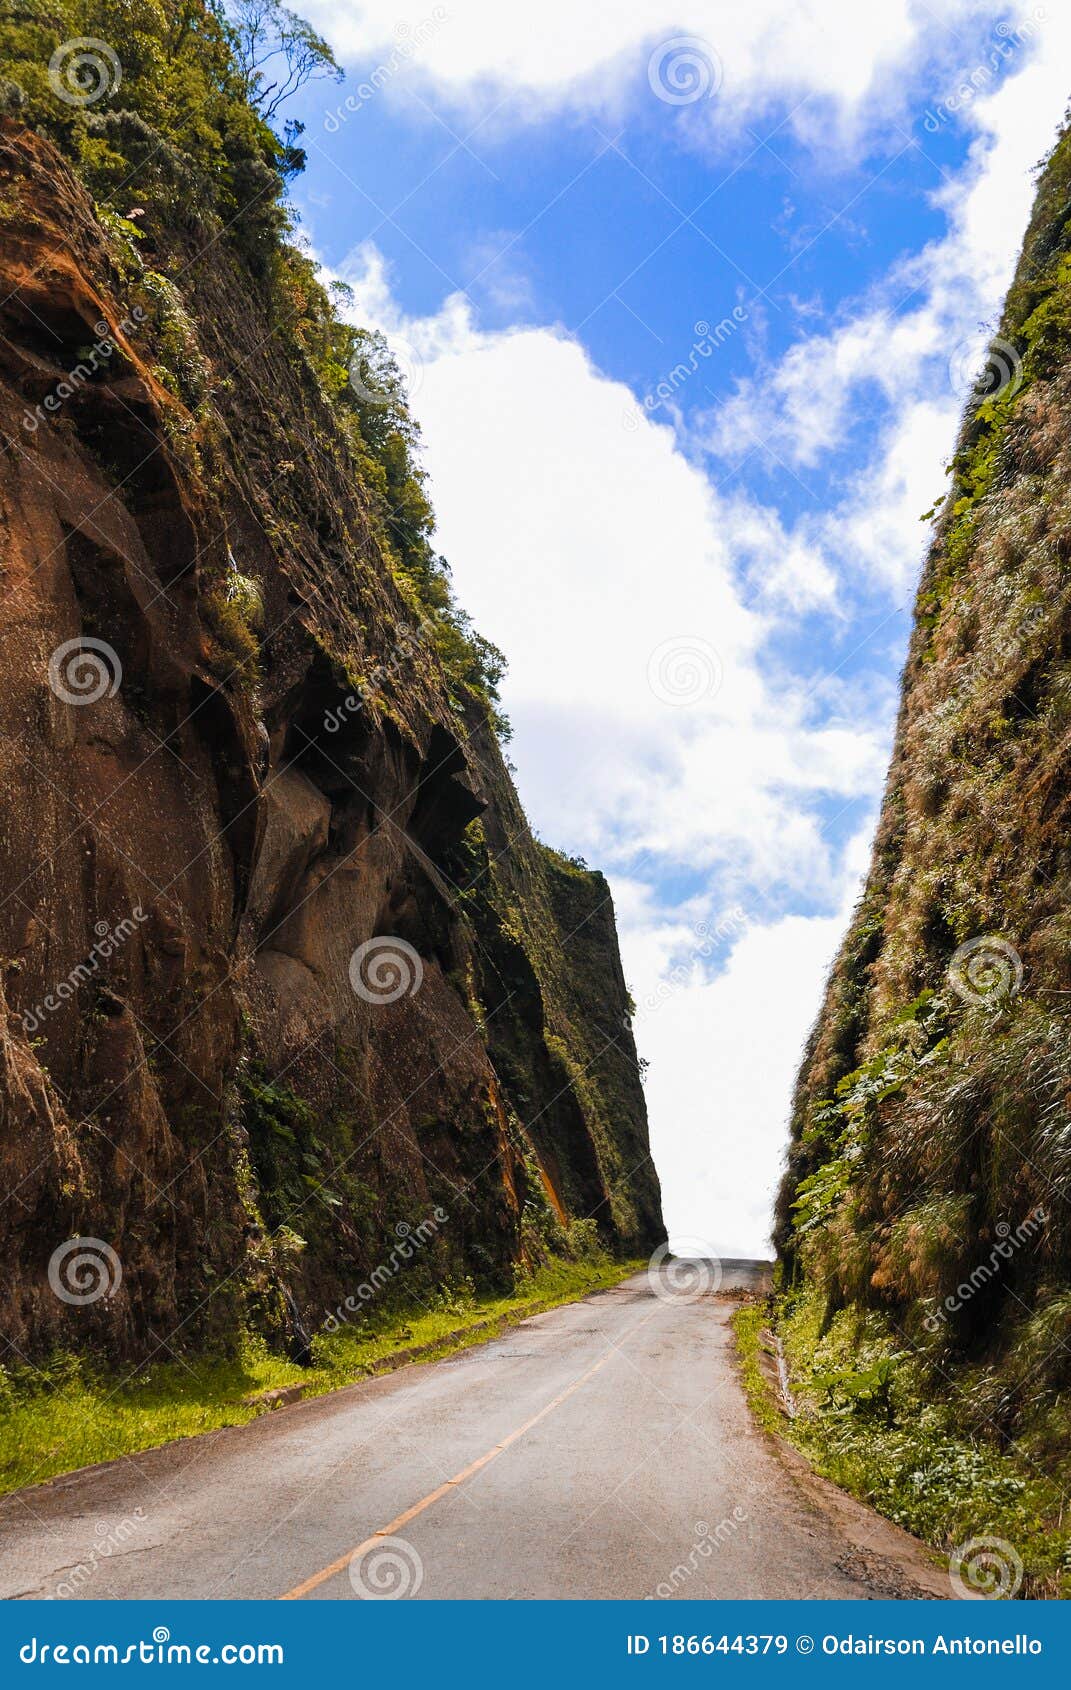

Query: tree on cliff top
[227,0,340,122]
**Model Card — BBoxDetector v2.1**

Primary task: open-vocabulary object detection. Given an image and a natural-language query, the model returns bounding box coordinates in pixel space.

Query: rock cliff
[777,113,1071,1457]
[0,18,662,1364]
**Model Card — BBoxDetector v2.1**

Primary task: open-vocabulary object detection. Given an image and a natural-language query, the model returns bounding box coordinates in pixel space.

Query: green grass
[731,1302,783,1436]
[0,1256,642,1499]
[733,1290,1071,1599]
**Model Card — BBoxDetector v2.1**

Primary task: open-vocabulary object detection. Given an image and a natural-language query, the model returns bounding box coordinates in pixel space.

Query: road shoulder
[731,1298,949,1601]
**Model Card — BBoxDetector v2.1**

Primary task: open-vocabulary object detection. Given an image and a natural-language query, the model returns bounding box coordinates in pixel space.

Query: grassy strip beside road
[0,1257,642,1499]
[733,1295,1071,1599]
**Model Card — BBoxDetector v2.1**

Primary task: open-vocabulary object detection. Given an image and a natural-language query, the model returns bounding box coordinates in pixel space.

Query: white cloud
[305,0,1024,150]
[630,822,873,1257]
[819,399,955,593]
[703,305,946,472]
[695,2,1069,595]
[635,910,847,1256]
[718,496,840,611]
[335,246,885,899]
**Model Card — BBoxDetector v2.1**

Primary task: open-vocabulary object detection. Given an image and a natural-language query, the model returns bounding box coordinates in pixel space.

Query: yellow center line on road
[278,1303,661,1600]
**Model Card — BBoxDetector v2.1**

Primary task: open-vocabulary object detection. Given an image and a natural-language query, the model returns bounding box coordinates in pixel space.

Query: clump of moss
[202,563,263,683]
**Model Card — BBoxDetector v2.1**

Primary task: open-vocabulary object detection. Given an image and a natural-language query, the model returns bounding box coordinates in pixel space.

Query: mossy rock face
[0,5,664,1368]
[776,116,1071,1471]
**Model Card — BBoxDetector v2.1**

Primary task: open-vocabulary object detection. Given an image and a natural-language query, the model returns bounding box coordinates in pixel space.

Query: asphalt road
[0,1266,944,1601]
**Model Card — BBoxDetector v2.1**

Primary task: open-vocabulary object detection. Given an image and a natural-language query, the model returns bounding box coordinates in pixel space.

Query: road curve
[0,1269,944,1601]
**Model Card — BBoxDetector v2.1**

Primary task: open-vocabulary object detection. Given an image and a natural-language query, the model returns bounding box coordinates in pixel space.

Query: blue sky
[284,1,1063,1253]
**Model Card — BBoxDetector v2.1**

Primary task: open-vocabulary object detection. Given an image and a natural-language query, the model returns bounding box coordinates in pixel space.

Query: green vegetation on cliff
[775,110,1071,1551]
[0,0,505,717]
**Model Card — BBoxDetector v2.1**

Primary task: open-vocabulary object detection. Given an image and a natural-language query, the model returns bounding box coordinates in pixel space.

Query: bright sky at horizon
[284,0,1066,1255]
